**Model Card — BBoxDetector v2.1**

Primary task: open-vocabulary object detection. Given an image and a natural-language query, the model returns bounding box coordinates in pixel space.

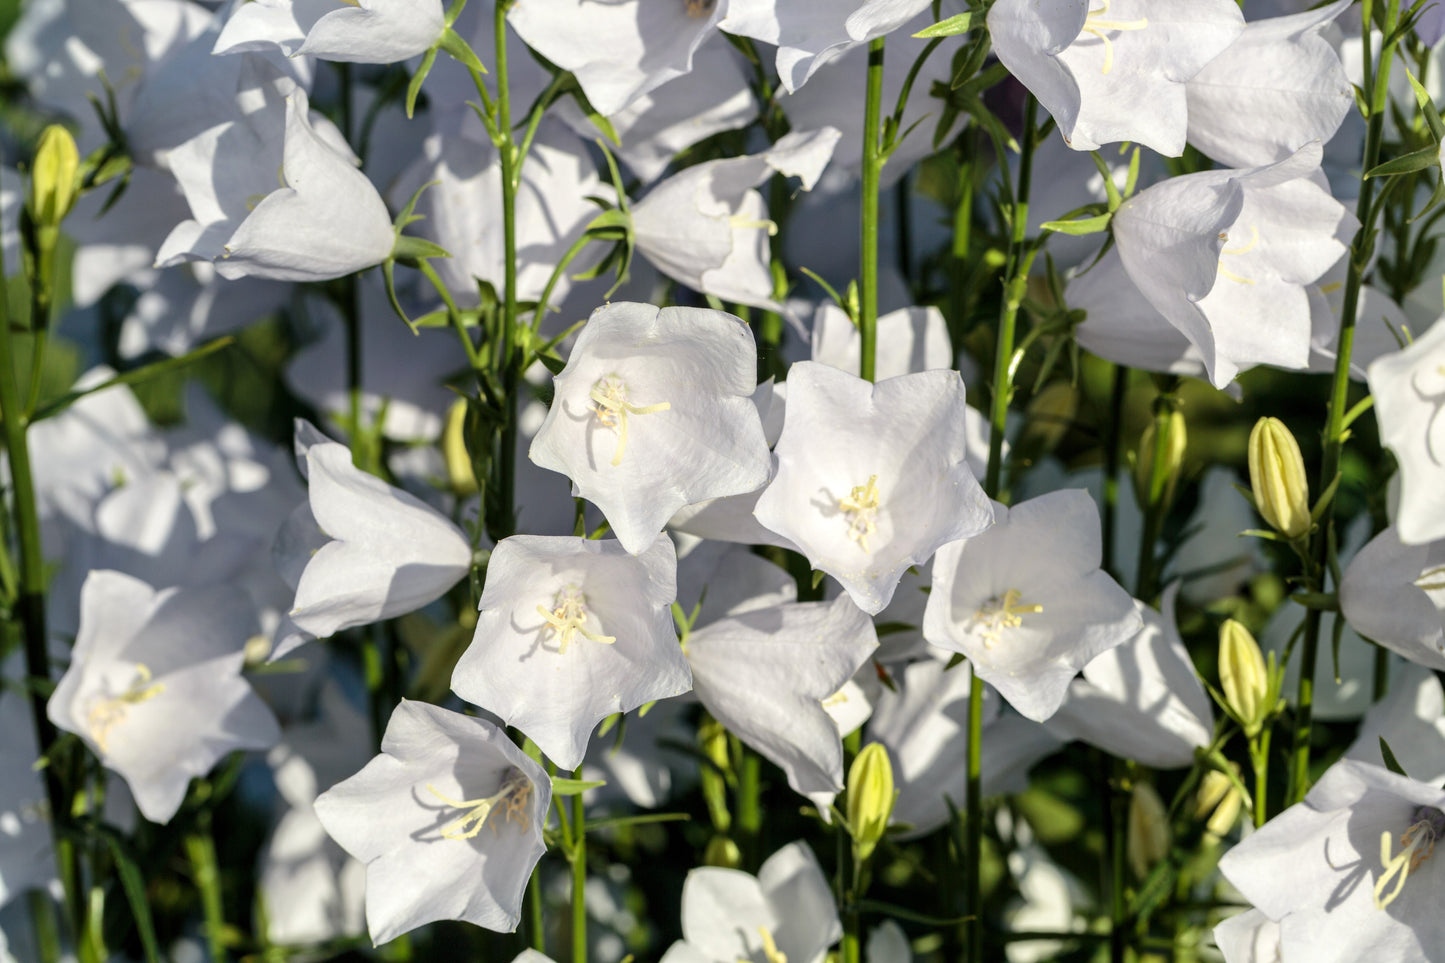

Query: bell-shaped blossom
[450,534,691,771]
[278,422,472,650]
[754,362,993,615]
[1339,526,1445,672]
[922,489,1141,722]
[1345,664,1445,787]
[214,0,445,64]
[987,0,1244,155]
[633,129,839,311]
[1046,584,1213,767]
[1111,142,1349,387]
[659,841,841,963]
[313,700,551,942]
[686,594,878,811]
[47,570,280,823]
[867,660,1063,837]
[720,0,933,93]
[1218,759,1445,963]
[1213,908,1282,963]
[529,302,771,555]
[1367,320,1445,544]
[508,0,722,116]
[1185,0,1353,168]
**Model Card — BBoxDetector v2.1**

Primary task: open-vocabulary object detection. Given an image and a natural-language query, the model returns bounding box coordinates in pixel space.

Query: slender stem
[1108,759,1128,963]
[859,37,885,383]
[1251,733,1271,830]
[493,0,520,542]
[966,94,1039,963]
[735,741,761,871]
[185,828,227,963]
[527,862,545,952]
[1290,0,1399,805]
[29,890,62,963]
[1100,365,1128,579]
[569,787,587,963]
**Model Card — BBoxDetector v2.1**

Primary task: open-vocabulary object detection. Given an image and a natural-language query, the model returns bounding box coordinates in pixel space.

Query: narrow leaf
[913,11,973,37]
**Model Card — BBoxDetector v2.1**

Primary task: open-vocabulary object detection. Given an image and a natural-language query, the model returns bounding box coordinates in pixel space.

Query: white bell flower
[1185,0,1354,168]
[922,489,1142,723]
[1345,664,1445,787]
[313,700,551,942]
[685,594,878,811]
[529,302,772,556]
[1212,908,1281,963]
[449,534,692,772]
[659,841,841,963]
[1111,142,1350,388]
[987,0,1244,155]
[1218,759,1445,963]
[811,303,953,381]
[213,0,445,65]
[1367,319,1445,545]
[754,362,994,615]
[1339,526,1445,672]
[47,570,281,823]
[280,422,472,648]
[1046,584,1214,767]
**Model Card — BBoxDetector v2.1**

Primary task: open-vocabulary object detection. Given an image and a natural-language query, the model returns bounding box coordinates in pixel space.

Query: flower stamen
[1081,0,1149,75]
[86,664,166,754]
[838,475,881,551]
[425,767,534,840]
[590,374,671,467]
[1217,225,1260,285]
[1375,806,1445,909]
[971,589,1043,648]
[536,585,616,655]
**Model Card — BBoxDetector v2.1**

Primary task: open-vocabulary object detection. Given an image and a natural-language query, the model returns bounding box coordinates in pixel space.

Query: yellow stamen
[1375,808,1445,909]
[838,475,881,552]
[1415,564,1445,592]
[536,585,616,655]
[1217,224,1260,285]
[734,927,787,963]
[86,665,166,754]
[971,588,1043,648]
[425,767,534,840]
[589,374,671,467]
[728,214,779,236]
[1081,0,1148,75]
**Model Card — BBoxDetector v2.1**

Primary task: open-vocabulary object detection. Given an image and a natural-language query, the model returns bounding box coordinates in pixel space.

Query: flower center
[971,589,1043,648]
[838,475,881,551]
[589,374,671,467]
[85,664,166,754]
[536,585,617,655]
[1217,224,1260,286]
[734,926,787,963]
[1080,0,1148,75]
[1375,805,1445,909]
[425,766,534,840]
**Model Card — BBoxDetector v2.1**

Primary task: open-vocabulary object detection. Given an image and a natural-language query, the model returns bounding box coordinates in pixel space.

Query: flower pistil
[838,475,881,551]
[971,589,1043,648]
[1374,805,1445,910]
[536,585,617,655]
[589,374,671,467]
[86,664,166,753]
[1082,0,1149,75]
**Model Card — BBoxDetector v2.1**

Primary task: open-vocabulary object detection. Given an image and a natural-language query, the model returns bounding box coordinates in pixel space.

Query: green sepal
[1379,736,1409,778]
[550,777,606,796]
[391,234,452,265]
[1364,144,1440,179]
[381,259,421,335]
[1406,67,1445,141]
[406,47,439,119]
[913,11,972,37]
[437,26,486,74]
[1289,591,1339,612]
[1039,212,1113,235]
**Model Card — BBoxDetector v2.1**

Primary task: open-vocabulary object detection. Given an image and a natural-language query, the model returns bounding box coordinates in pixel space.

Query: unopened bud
[703,835,741,868]
[1133,410,1186,508]
[443,398,479,496]
[1219,619,1269,736]
[1247,417,1310,540]
[1127,782,1170,880]
[1193,770,1243,837]
[29,125,79,227]
[846,743,896,863]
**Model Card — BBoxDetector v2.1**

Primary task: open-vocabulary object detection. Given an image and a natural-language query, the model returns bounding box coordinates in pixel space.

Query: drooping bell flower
[1367,320,1445,545]
[213,0,445,64]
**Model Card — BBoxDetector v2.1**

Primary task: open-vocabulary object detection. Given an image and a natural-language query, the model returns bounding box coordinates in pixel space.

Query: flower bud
[846,743,896,863]
[443,398,479,496]
[1133,409,1186,509]
[1219,619,1269,736]
[1193,770,1243,837]
[1247,417,1310,539]
[29,125,79,228]
[703,835,741,868]
[1127,782,1170,880]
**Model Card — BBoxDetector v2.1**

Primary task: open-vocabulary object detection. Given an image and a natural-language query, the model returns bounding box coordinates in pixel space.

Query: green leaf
[1365,144,1440,179]
[1039,212,1113,236]
[913,11,972,37]
[90,823,162,963]
[381,258,421,335]
[550,777,606,796]
[31,337,235,422]
[406,47,439,119]
[391,234,452,265]
[1380,736,1409,778]
[1406,64,1445,139]
[584,812,690,833]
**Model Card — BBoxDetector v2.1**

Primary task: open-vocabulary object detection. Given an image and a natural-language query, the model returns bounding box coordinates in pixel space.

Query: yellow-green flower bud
[29,125,80,228]
[1219,619,1269,736]
[442,398,479,496]
[846,743,896,863]
[1133,410,1187,509]
[1193,770,1243,837]
[703,835,741,868]
[1127,782,1170,880]
[1247,417,1310,539]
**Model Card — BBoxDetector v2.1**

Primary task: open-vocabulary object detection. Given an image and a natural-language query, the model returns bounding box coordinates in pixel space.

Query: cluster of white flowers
[6,1,1445,962]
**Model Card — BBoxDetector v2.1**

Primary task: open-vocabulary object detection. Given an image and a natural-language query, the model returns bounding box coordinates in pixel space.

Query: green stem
[185,828,227,963]
[492,0,520,543]
[859,37,885,383]
[569,787,586,963]
[1251,732,1271,830]
[527,861,545,952]
[1100,365,1128,579]
[967,94,1039,963]
[735,741,761,871]
[1108,759,1128,963]
[1290,0,1399,805]
[29,890,62,963]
